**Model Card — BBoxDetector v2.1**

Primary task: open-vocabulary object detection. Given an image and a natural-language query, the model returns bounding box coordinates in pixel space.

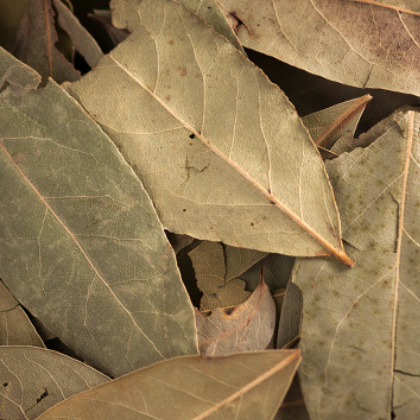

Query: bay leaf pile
[0,1,419,419]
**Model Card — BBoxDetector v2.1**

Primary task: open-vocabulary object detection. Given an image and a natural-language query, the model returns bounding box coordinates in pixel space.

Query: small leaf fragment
[196,280,276,356]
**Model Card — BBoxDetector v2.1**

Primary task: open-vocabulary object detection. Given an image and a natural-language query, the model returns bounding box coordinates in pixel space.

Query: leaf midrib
[0,141,164,358]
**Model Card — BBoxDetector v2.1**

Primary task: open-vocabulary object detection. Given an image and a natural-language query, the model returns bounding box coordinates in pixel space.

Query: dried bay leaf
[302,95,372,149]
[348,0,420,15]
[66,0,352,266]
[36,350,301,420]
[293,110,420,419]
[196,281,276,356]
[0,0,28,47]
[219,0,420,96]
[53,0,103,69]
[0,346,109,420]
[0,48,198,377]
[0,281,44,347]
[9,0,80,83]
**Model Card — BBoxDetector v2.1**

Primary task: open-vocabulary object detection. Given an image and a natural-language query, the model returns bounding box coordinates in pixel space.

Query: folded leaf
[0,281,44,347]
[66,0,352,265]
[302,95,372,149]
[0,47,198,377]
[218,0,420,96]
[196,280,276,356]
[35,350,301,420]
[0,346,109,420]
[293,111,420,419]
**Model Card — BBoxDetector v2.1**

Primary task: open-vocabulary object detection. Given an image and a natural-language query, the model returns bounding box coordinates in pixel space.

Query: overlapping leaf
[0,47,198,377]
[66,0,352,265]
[196,280,276,356]
[0,282,44,347]
[218,0,420,96]
[0,347,109,420]
[293,110,420,419]
[35,351,300,420]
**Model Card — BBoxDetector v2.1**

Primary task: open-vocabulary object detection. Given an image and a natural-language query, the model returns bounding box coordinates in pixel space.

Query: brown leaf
[35,351,301,420]
[10,0,80,83]
[196,281,276,356]
[219,0,420,96]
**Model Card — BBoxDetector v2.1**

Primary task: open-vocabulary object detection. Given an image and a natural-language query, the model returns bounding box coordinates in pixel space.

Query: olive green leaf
[0,47,198,377]
[66,0,352,266]
[0,0,28,47]
[218,0,420,96]
[293,110,420,419]
[0,346,109,420]
[0,281,44,347]
[35,350,301,420]
[196,280,276,356]
[302,94,372,149]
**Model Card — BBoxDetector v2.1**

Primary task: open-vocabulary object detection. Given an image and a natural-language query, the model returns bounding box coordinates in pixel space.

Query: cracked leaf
[66,0,352,266]
[196,280,276,356]
[293,110,420,419]
[35,350,301,420]
[0,281,44,347]
[218,0,420,96]
[0,346,109,420]
[0,47,198,377]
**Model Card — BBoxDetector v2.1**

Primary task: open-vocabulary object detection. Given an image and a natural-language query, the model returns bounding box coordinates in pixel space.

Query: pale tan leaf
[218,0,420,96]
[302,95,372,149]
[0,47,198,377]
[293,111,420,419]
[0,346,109,420]
[66,0,352,266]
[0,282,44,347]
[36,350,301,420]
[196,281,276,356]
[348,0,420,15]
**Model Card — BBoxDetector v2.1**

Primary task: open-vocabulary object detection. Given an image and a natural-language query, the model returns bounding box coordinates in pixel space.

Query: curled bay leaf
[36,350,301,420]
[196,280,276,356]
[0,346,109,420]
[293,110,420,419]
[0,281,44,347]
[66,0,352,266]
[219,0,420,96]
[0,47,197,377]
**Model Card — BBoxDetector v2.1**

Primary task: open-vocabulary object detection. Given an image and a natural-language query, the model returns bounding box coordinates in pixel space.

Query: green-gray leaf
[0,47,198,377]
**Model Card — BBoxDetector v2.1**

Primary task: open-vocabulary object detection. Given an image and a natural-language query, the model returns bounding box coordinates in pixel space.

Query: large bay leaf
[66,0,352,266]
[9,0,80,83]
[0,281,44,347]
[302,95,372,149]
[293,110,420,419]
[0,47,197,377]
[196,281,276,356]
[218,0,420,96]
[0,346,109,420]
[348,0,420,14]
[36,350,300,420]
